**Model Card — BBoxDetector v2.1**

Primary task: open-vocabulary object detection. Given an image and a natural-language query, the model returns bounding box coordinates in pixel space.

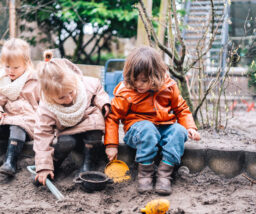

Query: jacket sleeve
[0,93,7,112]
[93,78,110,111]
[170,83,197,130]
[104,96,130,146]
[63,58,83,76]
[33,104,56,172]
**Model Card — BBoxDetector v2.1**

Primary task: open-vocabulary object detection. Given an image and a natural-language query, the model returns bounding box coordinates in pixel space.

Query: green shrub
[248,60,256,92]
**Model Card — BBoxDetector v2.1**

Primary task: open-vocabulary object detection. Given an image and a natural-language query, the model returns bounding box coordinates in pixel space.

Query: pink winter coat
[34,76,110,172]
[0,71,40,139]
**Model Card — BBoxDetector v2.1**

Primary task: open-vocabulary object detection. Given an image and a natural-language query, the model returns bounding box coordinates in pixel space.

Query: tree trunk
[137,0,152,45]
[157,0,168,45]
[72,23,84,63]
[179,77,193,113]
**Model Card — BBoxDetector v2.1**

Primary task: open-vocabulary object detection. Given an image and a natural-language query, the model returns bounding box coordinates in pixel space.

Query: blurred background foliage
[19,0,141,64]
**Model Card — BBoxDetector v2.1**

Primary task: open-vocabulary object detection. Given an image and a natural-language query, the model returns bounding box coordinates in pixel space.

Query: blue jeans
[123,121,188,165]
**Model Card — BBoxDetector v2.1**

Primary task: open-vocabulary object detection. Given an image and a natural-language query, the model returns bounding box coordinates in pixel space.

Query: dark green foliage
[19,0,138,64]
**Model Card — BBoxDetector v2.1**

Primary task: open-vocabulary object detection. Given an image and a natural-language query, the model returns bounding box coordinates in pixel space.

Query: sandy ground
[0,110,255,214]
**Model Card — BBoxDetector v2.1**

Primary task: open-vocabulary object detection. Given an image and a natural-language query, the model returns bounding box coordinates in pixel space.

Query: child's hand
[35,169,54,186]
[188,128,201,141]
[103,104,110,118]
[105,147,118,161]
[0,112,7,119]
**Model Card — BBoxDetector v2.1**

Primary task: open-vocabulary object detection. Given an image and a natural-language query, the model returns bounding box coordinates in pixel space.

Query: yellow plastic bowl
[104,160,131,183]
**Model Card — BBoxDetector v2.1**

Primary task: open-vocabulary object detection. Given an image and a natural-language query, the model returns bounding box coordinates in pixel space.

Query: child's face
[4,59,27,81]
[52,89,77,106]
[134,73,151,93]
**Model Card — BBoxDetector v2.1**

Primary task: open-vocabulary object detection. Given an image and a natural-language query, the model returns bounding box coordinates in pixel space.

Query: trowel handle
[27,165,65,201]
[45,178,65,201]
[27,165,36,175]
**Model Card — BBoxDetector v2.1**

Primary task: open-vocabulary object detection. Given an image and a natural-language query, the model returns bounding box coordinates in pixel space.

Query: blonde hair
[37,50,78,103]
[123,46,167,91]
[0,38,32,68]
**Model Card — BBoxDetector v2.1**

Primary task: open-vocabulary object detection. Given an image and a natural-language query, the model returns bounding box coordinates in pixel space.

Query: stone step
[184,35,222,40]
[186,23,224,28]
[189,11,224,16]
[190,1,224,6]
[184,28,222,34]
[185,41,222,46]
[190,6,224,11]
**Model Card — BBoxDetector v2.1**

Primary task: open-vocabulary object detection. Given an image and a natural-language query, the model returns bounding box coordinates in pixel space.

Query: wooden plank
[76,64,103,79]
[33,61,104,80]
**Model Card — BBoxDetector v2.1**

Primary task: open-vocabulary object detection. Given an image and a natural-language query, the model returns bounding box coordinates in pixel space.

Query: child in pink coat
[0,38,40,176]
[34,51,110,185]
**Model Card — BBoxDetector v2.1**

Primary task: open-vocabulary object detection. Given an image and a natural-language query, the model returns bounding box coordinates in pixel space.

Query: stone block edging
[2,141,255,180]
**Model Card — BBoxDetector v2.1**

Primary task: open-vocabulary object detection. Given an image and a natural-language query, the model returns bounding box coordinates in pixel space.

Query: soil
[0,110,256,214]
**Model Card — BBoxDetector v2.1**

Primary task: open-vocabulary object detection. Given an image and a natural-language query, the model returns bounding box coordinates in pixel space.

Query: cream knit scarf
[44,77,88,127]
[0,69,30,101]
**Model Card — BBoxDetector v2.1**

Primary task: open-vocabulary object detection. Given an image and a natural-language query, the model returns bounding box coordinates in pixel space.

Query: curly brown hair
[123,46,167,91]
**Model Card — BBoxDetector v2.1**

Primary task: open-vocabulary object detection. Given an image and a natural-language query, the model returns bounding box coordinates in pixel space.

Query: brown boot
[137,163,154,193]
[155,161,174,195]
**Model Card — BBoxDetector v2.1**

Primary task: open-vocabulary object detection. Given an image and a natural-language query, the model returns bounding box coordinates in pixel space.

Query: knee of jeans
[136,120,156,133]
[174,124,188,139]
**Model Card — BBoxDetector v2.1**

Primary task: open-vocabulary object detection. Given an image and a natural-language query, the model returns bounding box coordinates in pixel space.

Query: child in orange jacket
[104,46,200,195]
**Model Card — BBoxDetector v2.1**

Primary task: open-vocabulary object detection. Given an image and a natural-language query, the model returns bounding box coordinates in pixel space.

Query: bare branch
[193,67,222,118]
[168,66,183,79]
[0,28,9,41]
[138,0,180,65]
[82,33,98,49]
[167,3,176,66]
[210,0,215,34]
[243,9,250,36]
[136,4,154,47]
[194,0,215,54]
[89,32,107,56]
[185,18,222,73]
[170,0,186,65]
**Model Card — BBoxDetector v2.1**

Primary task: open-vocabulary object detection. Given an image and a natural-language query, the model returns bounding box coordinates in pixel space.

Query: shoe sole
[0,169,15,176]
[155,189,172,195]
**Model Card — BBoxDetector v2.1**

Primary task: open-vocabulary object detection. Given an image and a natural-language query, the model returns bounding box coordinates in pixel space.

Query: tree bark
[179,77,194,113]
